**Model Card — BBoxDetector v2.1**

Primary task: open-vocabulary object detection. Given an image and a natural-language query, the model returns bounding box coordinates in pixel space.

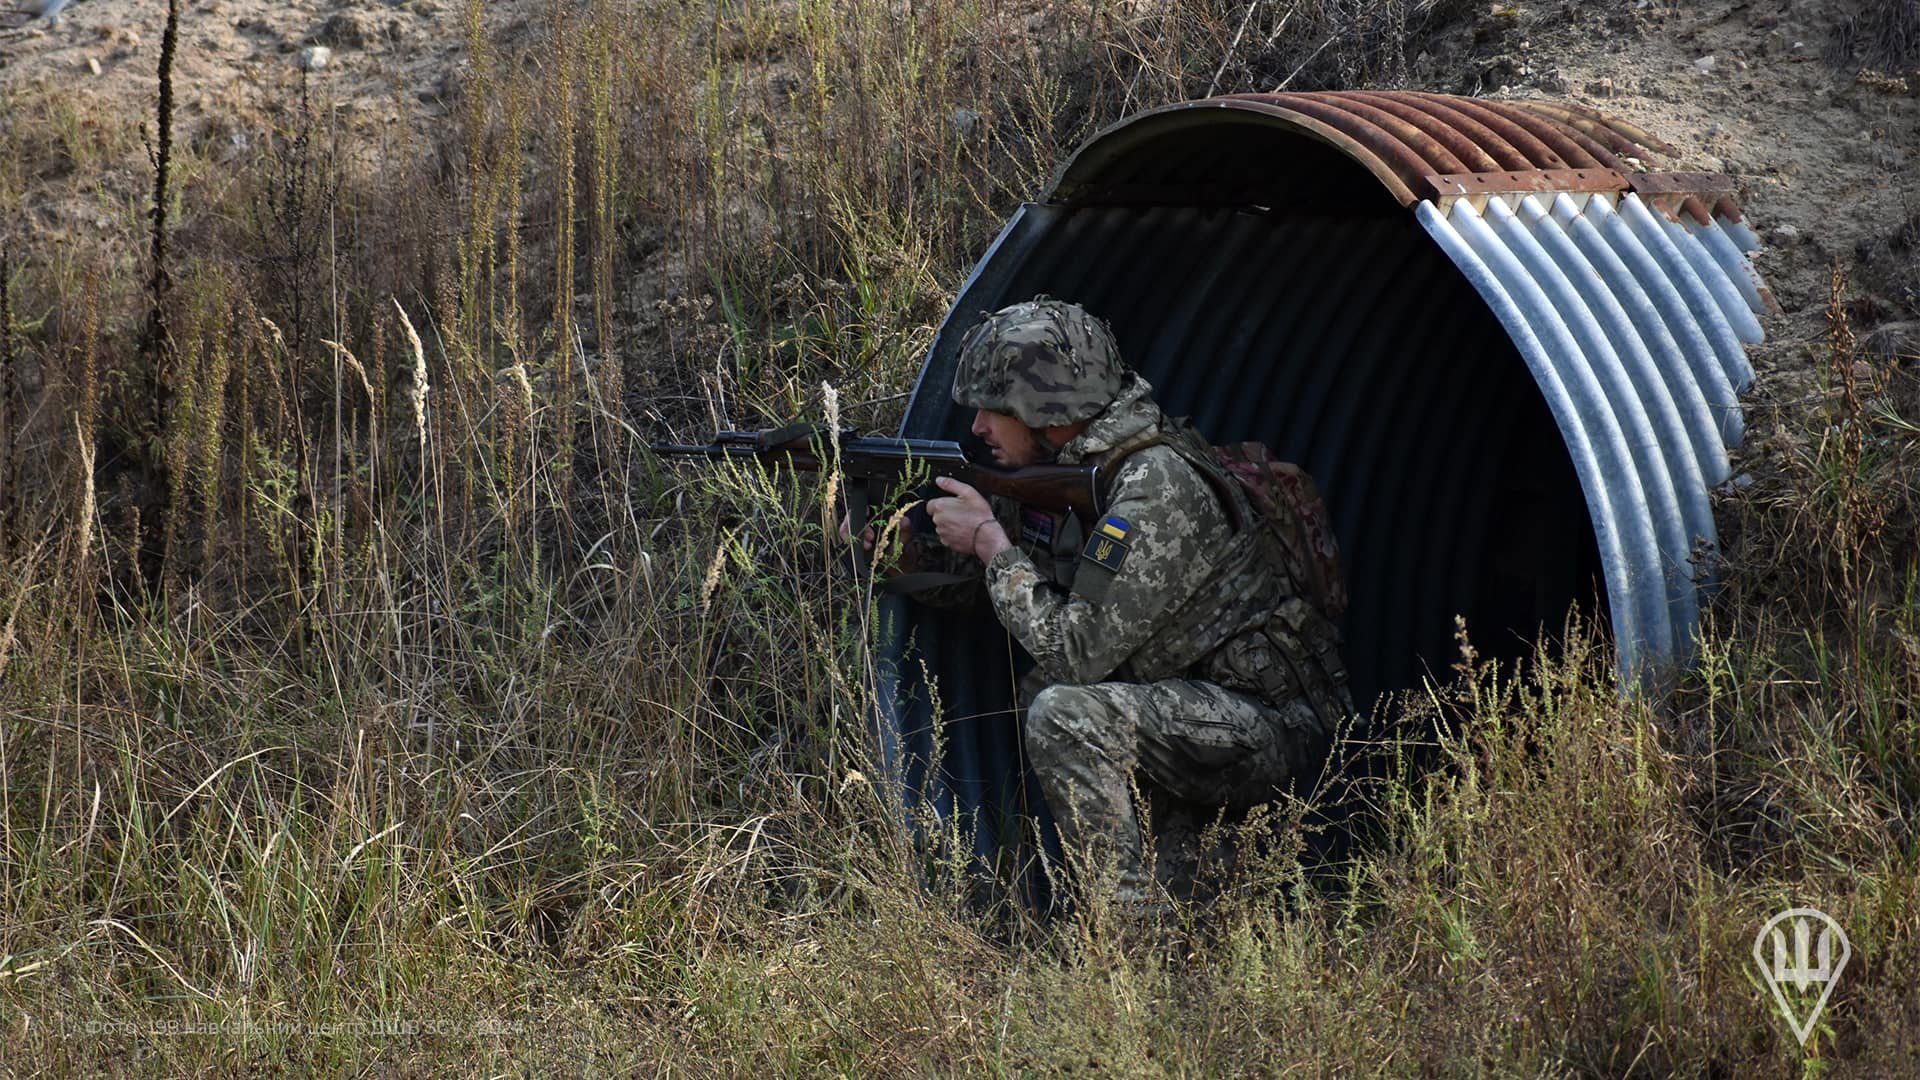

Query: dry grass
[0,0,1916,1075]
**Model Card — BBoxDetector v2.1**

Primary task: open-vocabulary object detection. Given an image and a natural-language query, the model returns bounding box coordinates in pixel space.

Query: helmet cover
[950,298,1127,427]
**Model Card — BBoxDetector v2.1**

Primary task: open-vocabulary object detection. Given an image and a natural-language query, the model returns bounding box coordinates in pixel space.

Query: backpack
[1098,429,1347,621]
[1211,442,1348,620]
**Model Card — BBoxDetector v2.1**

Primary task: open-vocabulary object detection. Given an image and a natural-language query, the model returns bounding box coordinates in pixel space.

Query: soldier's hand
[836,512,880,554]
[928,477,1011,560]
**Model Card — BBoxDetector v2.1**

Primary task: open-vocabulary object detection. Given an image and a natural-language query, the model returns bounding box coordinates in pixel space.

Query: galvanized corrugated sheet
[879,92,1771,885]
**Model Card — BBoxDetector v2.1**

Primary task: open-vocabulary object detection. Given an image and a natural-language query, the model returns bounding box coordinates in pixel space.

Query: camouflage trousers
[1024,679,1327,902]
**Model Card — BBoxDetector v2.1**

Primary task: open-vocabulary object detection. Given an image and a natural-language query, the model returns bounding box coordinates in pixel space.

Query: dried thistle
[872,501,913,566]
[200,316,232,571]
[74,415,96,586]
[393,299,430,456]
[506,362,534,416]
[699,528,737,614]
[497,362,534,525]
[1451,613,1481,697]
[325,341,377,411]
[820,381,842,533]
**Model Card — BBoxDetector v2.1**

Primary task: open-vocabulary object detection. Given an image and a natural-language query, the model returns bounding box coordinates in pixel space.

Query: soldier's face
[971,409,1047,467]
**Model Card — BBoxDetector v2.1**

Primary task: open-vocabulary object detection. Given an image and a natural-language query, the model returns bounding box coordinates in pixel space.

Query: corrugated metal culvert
[876,92,1771,877]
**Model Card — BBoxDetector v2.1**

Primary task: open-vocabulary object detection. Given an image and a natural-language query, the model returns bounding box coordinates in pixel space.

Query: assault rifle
[649,423,1104,570]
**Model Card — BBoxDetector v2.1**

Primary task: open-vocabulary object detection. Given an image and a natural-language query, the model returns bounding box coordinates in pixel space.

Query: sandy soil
[1460,0,1919,368]
[1,0,475,128]
[1,0,496,307]
[3,0,1916,400]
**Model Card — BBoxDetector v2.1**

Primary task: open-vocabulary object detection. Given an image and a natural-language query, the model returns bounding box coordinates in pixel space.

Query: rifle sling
[1097,426,1250,532]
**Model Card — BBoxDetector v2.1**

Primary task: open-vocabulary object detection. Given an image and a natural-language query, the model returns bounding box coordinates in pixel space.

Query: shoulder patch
[1097,515,1131,541]
[1020,508,1058,548]
[1082,530,1130,573]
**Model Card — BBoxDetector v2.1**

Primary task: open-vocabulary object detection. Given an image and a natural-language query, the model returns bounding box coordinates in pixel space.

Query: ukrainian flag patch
[1098,515,1131,541]
[1082,528,1131,573]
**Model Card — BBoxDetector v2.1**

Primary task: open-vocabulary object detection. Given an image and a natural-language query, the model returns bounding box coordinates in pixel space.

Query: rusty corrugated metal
[878,92,1773,896]
[1054,91,1738,216]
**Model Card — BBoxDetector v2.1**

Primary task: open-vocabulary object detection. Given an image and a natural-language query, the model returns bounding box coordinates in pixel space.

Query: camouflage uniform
[936,299,1352,901]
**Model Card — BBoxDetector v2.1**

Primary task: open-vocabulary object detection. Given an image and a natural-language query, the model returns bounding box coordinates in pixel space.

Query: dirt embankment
[1,0,476,130]
[2,0,498,250]
[3,0,1916,379]
[1426,1,1917,354]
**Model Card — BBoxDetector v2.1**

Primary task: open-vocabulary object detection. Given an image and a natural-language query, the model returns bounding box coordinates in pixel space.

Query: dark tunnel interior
[901,201,1607,707]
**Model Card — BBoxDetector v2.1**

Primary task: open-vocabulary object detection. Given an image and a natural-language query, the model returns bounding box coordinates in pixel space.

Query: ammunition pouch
[1200,596,1353,732]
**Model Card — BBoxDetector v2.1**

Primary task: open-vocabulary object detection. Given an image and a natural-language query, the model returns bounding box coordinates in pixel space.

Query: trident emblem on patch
[1753,907,1850,1046]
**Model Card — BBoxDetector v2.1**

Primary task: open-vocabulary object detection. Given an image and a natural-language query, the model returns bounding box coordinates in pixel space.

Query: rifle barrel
[648,443,749,455]
[648,430,1103,520]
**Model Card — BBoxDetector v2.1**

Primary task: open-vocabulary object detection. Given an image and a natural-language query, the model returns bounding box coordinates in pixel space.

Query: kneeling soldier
[893,298,1353,903]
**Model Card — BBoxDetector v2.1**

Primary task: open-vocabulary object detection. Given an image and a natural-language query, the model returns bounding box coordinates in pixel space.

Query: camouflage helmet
[951,298,1128,427]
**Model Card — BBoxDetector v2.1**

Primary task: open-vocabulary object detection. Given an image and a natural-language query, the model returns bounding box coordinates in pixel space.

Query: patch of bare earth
[5,0,1913,354]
